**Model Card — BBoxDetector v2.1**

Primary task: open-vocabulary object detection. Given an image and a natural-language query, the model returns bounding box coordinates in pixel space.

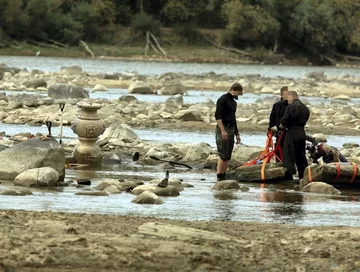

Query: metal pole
[59,102,65,145]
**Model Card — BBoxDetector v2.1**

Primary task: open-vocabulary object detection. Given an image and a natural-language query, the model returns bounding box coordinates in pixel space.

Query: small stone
[240,187,250,192]
[302,182,341,195]
[103,185,121,194]
[214,191,238,200]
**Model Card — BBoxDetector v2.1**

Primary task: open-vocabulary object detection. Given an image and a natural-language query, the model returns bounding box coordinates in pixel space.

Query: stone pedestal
[71,102,105,167]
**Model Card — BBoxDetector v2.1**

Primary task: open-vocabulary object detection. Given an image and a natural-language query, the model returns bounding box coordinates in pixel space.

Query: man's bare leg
[217,158,228,180]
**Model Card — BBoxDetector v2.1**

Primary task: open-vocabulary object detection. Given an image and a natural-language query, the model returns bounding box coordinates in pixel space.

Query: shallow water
[1,123,357,148]
[1,165,360,227]
[1,55,360,79]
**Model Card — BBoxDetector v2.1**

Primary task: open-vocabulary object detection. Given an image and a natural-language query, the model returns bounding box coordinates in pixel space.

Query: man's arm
[215,98,228,140]
[280,105,291,128]
[269,104,276,128]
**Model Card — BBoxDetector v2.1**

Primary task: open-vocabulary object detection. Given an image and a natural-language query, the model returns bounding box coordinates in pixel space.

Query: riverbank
[0,209,359,272]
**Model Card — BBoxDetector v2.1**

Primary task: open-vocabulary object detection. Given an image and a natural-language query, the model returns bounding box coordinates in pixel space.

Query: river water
[1,55,360,78]
[1,55,360,227]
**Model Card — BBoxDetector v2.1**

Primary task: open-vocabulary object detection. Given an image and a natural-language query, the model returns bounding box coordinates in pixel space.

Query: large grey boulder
[166,94,184,106]
[60,65,83,75]
[14,167,59,187]
[23,79,47,89]
[132,190,164,204]
[301,182,342,195]
[0,137,65,181]
[184,142,214,162]
[47,83,89,99]
[131,184,180,196]
[128,82,153,94]
[174,109,202,121]
[160,79,186,95]
[101,122,140,143]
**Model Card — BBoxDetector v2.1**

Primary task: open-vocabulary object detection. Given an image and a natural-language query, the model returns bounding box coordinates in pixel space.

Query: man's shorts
[215,125,235,161]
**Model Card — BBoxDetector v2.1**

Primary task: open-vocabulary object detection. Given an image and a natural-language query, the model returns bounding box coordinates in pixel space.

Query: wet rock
[103,185,121,194]
[23,79,47,89]
[301,182,342,195]
[93,84,108,91]
[0,137,65,181]
[132,190,164,204]
[174,109,202,121]
[101,122,140,142]
[128,82,153,94]
[0,144,8,152]
[0,189,33,196]
[165,94,184,106]
[131,184,180,196]
[240,187,250,192]
[184,142,213,162]
[160,79,186,95]
[334,95,351,101]
[117,180,144,192]
[132,151,140,161]
[103,153,121,165]
[48,83,89,99]
[343,143,359,148]
[150,178,184,191]
[94,179,121,191]
[182,183,194,188]
[229,146,264,168]
[213,180,240,190]
[312,133,327,143]
[60,65,83,75]
[14,167,60,187]
[103,74,119,80]
[119,95,138,102]
[75,191,109,196]
[214,191,238,200]
[305,71,325,80]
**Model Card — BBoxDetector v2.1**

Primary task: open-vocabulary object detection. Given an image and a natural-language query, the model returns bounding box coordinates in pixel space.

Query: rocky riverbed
[1,209,360,272]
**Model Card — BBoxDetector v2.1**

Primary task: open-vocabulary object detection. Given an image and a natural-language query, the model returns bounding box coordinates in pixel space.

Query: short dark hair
[288,91,298,98]
[230,83,243,92]
[280,86,288,95]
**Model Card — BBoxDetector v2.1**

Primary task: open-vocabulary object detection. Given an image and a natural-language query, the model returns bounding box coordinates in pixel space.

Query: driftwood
[79,40,95,58]
[45,38,68,48]
[138,222,244,243]
[116,34,139,47]
[149,155,193,169]
[229,162,286,182]
[144,31,167,58]
[203,36,252,57]
[28,39,61,49]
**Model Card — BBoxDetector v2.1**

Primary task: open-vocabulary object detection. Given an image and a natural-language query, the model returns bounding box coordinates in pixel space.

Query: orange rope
[333,162,341,182]
[308,167,313,182]
[350,163,358,184]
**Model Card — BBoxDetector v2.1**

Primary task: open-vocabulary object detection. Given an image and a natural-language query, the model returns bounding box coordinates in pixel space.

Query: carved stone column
[71,102,105,166]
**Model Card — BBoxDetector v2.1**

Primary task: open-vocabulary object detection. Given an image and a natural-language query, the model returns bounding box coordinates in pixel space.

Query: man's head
[229,83,243,100]
[287,91,299,104]
[280,86,288,101]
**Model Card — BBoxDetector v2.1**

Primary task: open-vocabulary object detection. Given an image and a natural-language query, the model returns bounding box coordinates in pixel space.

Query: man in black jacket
[215,83,243,181]
[269,86,288,161]
[280,91,310,179]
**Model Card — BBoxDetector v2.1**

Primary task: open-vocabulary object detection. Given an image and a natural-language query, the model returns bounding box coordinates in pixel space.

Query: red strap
[333,162,341,182]
[350,163,358,184]
[261,156,270,181]
[308,167,313,182]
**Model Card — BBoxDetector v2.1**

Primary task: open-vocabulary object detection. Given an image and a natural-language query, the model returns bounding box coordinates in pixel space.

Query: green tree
[222,0,280,47]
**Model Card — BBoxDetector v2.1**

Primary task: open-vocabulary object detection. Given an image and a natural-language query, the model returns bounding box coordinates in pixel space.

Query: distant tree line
[1,0,360,57]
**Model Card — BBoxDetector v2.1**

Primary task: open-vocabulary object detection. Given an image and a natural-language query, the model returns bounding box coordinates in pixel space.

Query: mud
[0,209,359,272]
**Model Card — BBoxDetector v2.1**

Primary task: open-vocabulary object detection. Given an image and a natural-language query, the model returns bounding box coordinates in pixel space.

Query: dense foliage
[1,0,360,56]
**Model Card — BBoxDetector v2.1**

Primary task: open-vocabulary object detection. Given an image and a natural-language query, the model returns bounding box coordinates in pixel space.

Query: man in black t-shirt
[215,83,243,181]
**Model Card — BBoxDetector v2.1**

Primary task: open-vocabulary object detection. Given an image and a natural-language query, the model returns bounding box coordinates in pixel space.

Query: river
[1,55,360,78]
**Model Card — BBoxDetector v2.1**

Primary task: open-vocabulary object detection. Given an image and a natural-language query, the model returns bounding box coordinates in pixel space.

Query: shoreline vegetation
[1,42,360,68]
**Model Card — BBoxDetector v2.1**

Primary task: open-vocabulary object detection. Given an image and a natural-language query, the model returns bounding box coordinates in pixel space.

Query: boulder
[174,109,202,121]
[101,122,140,142]
[128,82,153,94]
[48,83,89,99]
[14,167,59,187]
[160,79,186,95]
[103,185,121,194]
[131,184,180,196]
[103,153,121,165]
[150,178,184,191]
[132,190,164,204]
[165,94,184,106]
[184,142,213,162]
[305,71,325,80]
[119,95,138,102]
[334,95,351,101]
[93,84,108,91]
[23,79,47,89]
[312,133,327,143]
[212,180,240,190]
[60,65,83,74]
[214,191,238,200]
[94,179,143,192]
[301,182,342,195]
[0,137,65,181]
[229,146,264,168]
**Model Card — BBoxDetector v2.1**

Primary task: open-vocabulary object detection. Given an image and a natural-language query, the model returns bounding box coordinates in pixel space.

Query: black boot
[217,173,225,181]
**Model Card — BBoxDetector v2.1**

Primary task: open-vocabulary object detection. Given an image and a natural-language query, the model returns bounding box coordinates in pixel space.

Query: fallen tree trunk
[229,162,286,182]
[149,31,167,58]
[79,40,95,58]
[203,36,252,57]
[28,39,61,49]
